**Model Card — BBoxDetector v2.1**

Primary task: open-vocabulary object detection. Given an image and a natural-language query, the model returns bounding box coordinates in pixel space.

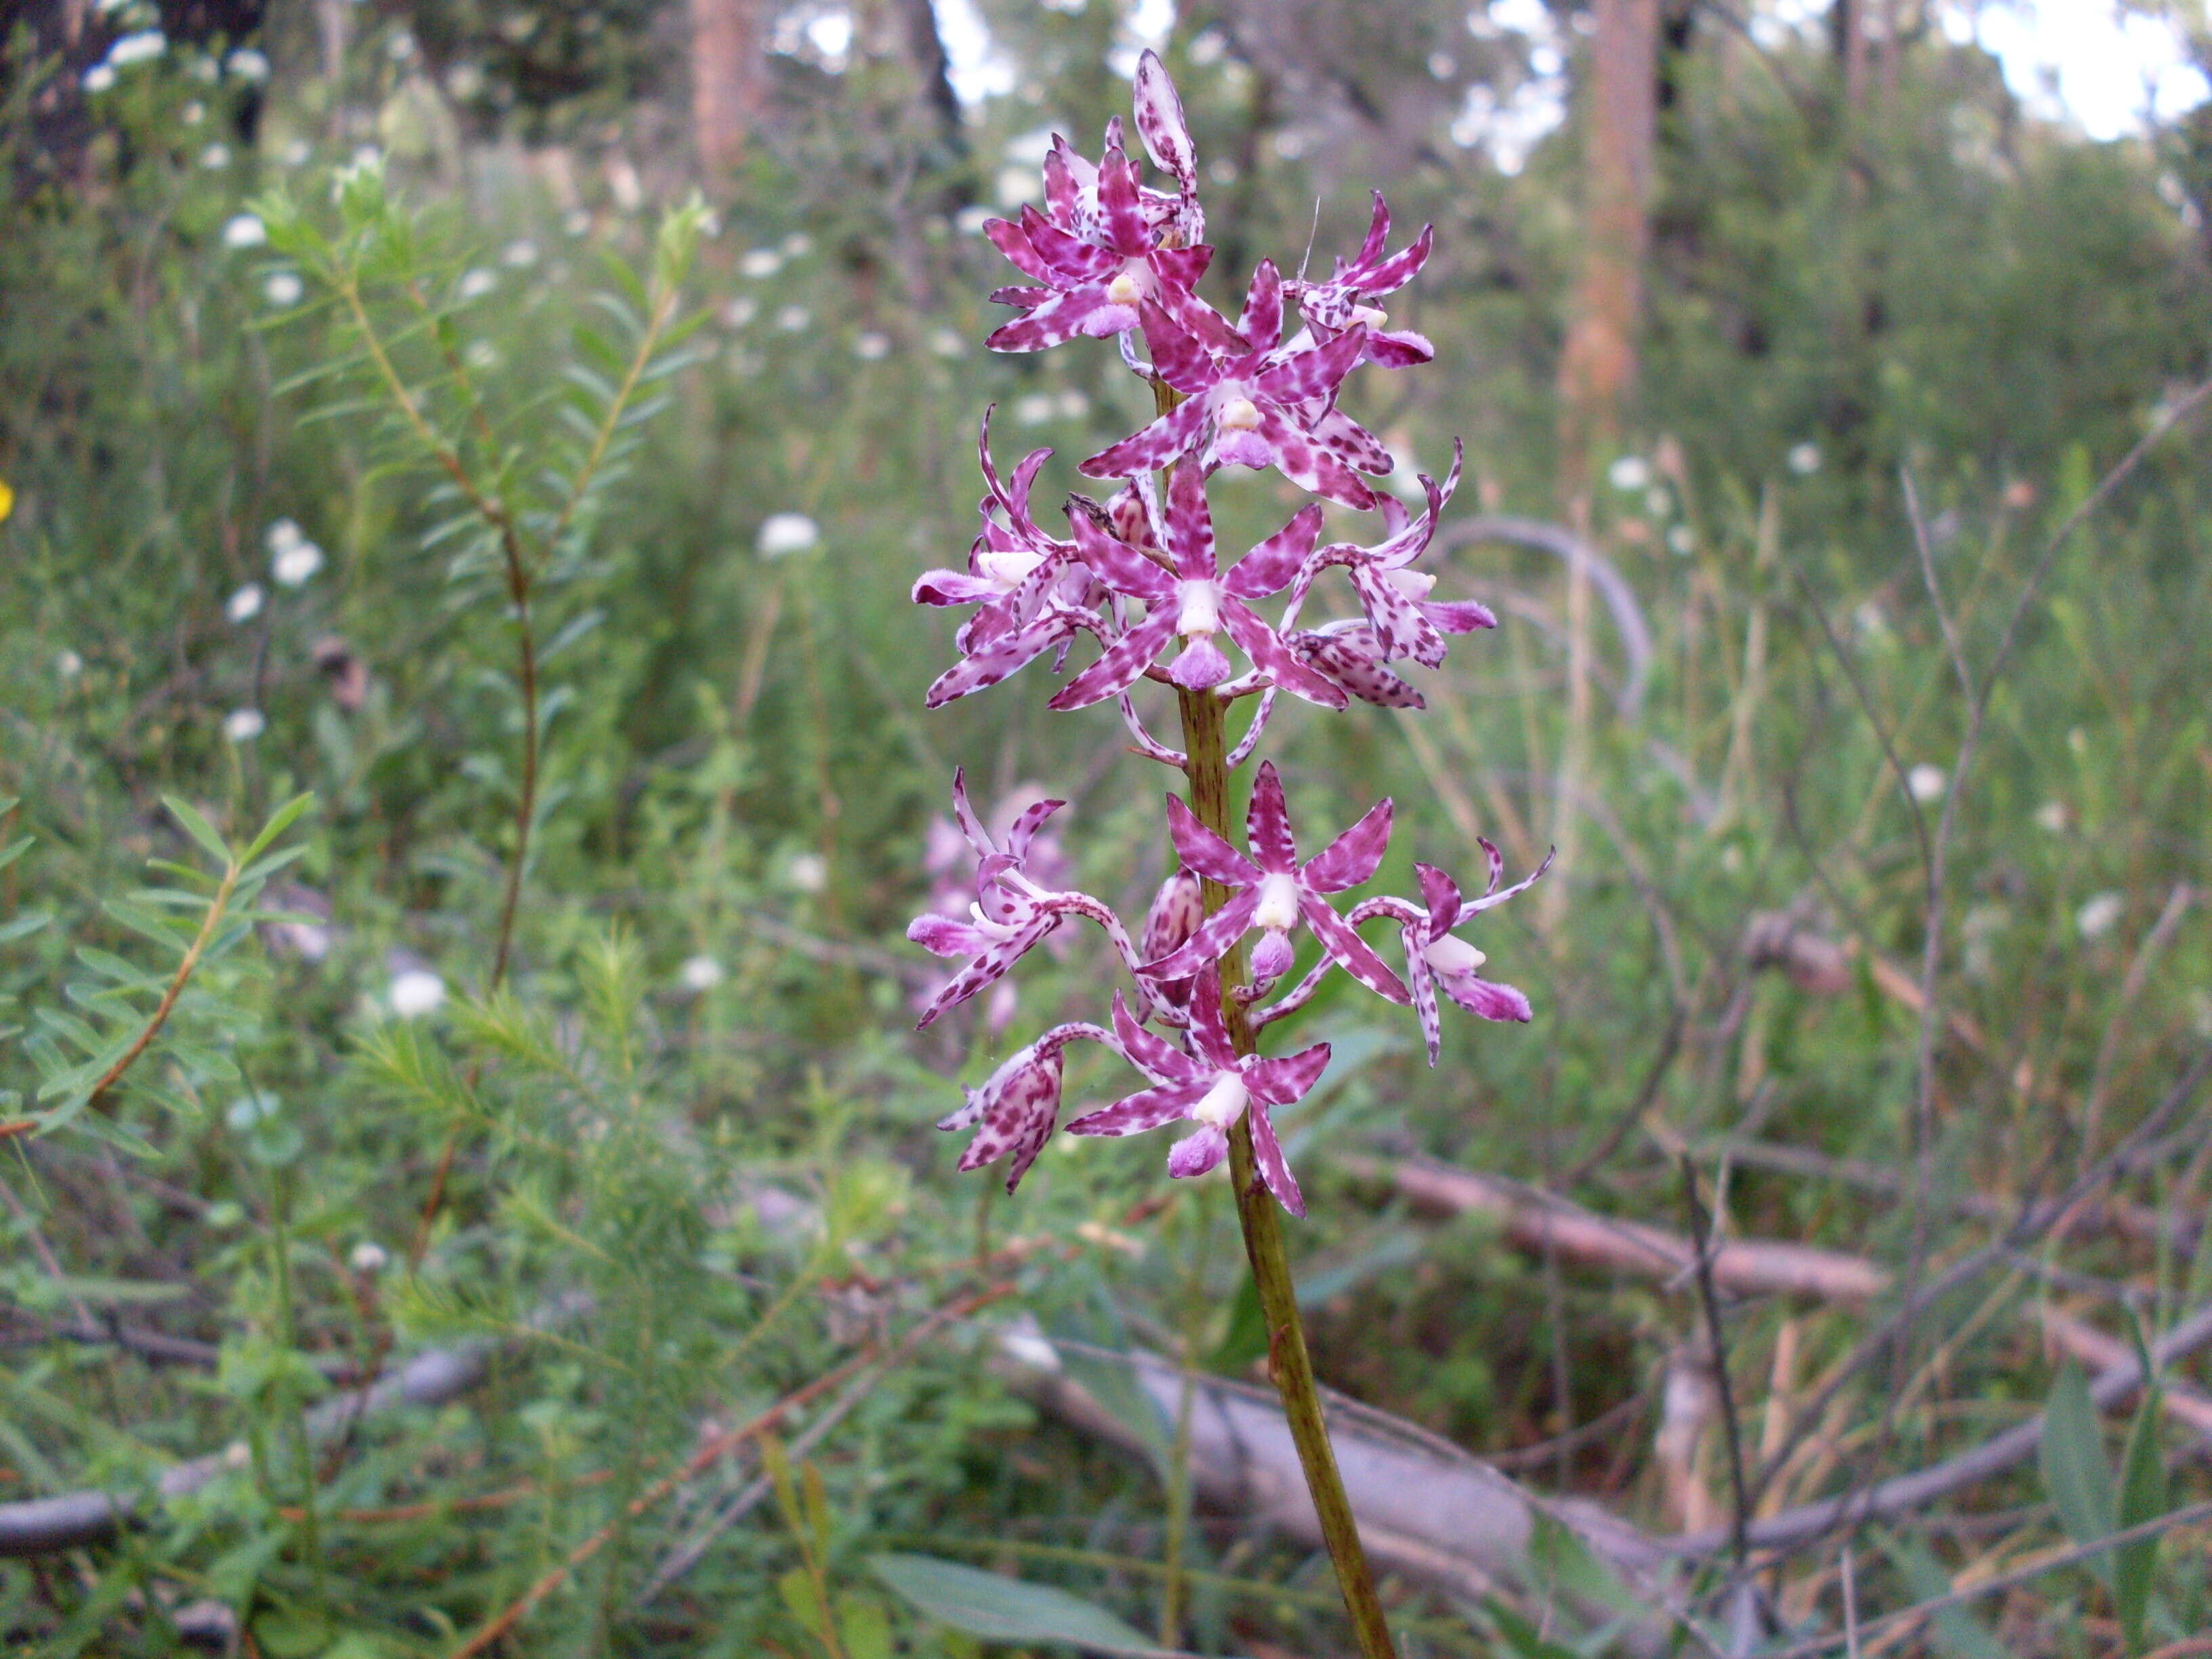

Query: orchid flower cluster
[909,54,1548,1214]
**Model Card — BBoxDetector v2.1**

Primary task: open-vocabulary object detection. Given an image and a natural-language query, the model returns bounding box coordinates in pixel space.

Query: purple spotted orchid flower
[1066,978,1320,1216]
[1050,460,1338,709]
[1292,443,1496,670]
[938,1019,1115,1193]
[1083,262,1383,510]
[1395,857,1542,1065]
[1287,191,1437,369]
[1144,761,1408,1002]
[907,770,1146,1028]
[914,414,1104,708]
[907,52,1536,1220]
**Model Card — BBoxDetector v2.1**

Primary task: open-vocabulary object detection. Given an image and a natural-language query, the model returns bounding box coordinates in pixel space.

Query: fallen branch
[0,1340,493,1557]
[1347,1155,1891,1303]
[1002,1334,1671,1607]
[1666,1296,2212,1562]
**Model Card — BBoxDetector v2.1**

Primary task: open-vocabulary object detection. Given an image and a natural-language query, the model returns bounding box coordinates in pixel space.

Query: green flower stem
[1173,683,1399,1659]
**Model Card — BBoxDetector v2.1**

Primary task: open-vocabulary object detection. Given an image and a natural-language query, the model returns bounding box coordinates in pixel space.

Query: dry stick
[1174,682,1398,1659]
[629,1364,883,1607]
[1668,1294,2212,1563]
[1762,1497,2212,1659]
[1738,1044,2212,1523]
[444,1282,1012,1659]
[2081,882,2198,1170]
[1681,1157,1752,1570]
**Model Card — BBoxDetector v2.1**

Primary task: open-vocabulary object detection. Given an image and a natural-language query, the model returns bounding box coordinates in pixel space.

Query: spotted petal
[1048,606,1179,710]
[1300,892,1408,1002]
[1067,1078,1212,1138]
[1247,1103,1305,1216]
[1244,762,1299,874]
[1082,394,1210,481]
[1164,794,1263,887]
[1132,49,1197,192]
[1302,797,1392,893]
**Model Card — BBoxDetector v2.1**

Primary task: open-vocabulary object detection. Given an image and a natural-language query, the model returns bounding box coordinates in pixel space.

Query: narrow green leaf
[241,793,316,863]
[163,796,233,866]
[2040,1361,2118,1589]
[868,1554,1198,1658]
[2114,1376,2167,1652]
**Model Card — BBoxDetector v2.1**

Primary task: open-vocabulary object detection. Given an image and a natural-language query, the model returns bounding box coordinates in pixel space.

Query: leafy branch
[255,163,710,988]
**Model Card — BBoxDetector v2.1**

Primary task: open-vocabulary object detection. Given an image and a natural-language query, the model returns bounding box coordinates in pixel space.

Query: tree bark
[690,0,766,179]
[1556,0,1661,495]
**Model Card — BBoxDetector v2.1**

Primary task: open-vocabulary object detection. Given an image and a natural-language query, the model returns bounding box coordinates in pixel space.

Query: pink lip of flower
[907,771,1151,1028]
[1286,190,1438,370]
[1292,441,1496,670]
[1078,262,1384,511]
[1140,760,1408,1005]
[1063,978,1324,1216]
[1045,462,1343,712]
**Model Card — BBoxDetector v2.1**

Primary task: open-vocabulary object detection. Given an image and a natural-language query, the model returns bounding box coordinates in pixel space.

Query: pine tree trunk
[691,0,766,178]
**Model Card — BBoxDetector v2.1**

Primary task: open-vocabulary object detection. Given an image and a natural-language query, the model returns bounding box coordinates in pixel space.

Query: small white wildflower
[348,1240,389,1273]
[464,340,499,369]
[2076,892,2125,941]
[222,213,266,249]
[182,100,205,124]
[200,142,230,168]
[280,138,312,168]
[226,583,264,623]
[720,296,758,329]
[81,64,117,92]
[2033,800,2068,835]
[266,518,303,554]
[263,270,304,307]
[929,326,965,358]
[1054,388,1089,419]
[501,239,539,268]
[853,330,891,361]
[1787,442,1822,475]
[740,247,783,279]
[350,144,382,171]
[106,30,167,67]
[1013,392,1057,427]
[996,166,1041,207]
[680,954,725,991]
[775,304,811,332]
[457,268,497,300]
[223,1440,252,1470]
[388,968,447,1017]
[954,205,995,236]
[785,853,829,893]
[1645,485,1672,517]
[222,708,265,743]
[562,207,592,237]
[1907,764,1946,803]
[55,649,84,678]
[756,512,819,557]
[445,61,485,99]
[1666,525,1696,556]
[1607,455,1650,491]
[225,47,270,81]
[781,232,813,258]
[272,537,323,586]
